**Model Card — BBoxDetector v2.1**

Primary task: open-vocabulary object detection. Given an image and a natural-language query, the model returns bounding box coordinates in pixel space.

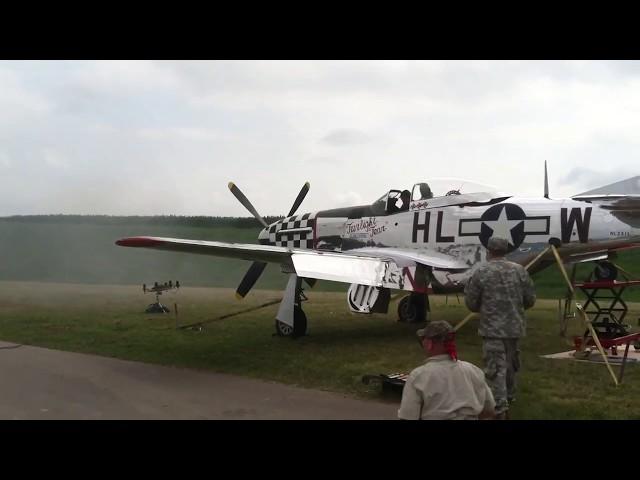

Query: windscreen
[412,178,504,201]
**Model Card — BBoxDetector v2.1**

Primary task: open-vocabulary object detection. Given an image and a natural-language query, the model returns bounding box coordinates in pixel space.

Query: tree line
[0,215,284,229]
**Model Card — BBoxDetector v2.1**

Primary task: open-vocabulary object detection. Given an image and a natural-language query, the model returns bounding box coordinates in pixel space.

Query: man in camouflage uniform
[464,237,536,419]
[398,320,496,420]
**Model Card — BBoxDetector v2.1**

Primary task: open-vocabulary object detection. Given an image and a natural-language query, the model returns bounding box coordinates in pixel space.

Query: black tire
[275,306,307,338]
[397,296,413,323]
[398,295,428,323]
[594,261,618,281]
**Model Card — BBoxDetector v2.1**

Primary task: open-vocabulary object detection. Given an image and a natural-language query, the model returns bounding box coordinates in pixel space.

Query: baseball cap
[487,237,509,253]
[416,320,454,341]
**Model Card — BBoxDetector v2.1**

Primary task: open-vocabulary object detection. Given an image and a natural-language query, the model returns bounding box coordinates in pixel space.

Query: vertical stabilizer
[544,161,550,199]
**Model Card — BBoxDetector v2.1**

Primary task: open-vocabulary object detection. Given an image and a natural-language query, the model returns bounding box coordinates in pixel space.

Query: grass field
[0,280,639,419]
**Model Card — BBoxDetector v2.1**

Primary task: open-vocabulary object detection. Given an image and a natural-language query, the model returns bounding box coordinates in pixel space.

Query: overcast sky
[1,60,639,217]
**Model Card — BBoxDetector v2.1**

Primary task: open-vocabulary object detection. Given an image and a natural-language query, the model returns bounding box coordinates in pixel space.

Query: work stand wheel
[397,295,429,324]
[594,261,618,281]
[275,306,308,338]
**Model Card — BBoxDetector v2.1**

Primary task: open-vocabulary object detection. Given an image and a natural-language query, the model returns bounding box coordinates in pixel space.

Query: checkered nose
[264,212,317,248]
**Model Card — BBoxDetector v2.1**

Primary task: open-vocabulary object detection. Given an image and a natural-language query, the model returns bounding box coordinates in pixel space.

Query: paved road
[0,341,398,419]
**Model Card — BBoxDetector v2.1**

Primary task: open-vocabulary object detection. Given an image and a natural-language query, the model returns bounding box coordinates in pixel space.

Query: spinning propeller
[228,181,310,299]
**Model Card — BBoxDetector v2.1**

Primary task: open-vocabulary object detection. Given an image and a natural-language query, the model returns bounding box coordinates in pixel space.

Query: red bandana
[443,333,458,361]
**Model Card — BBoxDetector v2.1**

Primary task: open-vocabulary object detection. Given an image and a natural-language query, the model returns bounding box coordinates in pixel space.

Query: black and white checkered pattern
[267,212,317,249]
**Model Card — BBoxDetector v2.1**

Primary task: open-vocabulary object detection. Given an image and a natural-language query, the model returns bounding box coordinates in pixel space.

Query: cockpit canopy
[372,178,509,214]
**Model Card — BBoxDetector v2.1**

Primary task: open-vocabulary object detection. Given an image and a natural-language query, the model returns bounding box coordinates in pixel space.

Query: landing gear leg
[397,293,430,324]
[275,276,308,338]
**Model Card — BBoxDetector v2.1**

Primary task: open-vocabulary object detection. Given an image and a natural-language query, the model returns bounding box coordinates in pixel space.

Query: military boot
[495,410,510,420]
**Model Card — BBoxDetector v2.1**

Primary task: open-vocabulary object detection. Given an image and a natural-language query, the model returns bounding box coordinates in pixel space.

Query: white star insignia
[482,206,523,246]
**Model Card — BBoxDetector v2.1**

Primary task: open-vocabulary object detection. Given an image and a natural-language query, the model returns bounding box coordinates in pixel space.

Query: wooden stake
[576,304,619,386]
[551,244,574,295]
[454,312,476,332]
[525,245,551,271]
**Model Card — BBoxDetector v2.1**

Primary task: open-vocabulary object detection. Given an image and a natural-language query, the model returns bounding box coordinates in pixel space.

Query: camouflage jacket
[464,258,536,338]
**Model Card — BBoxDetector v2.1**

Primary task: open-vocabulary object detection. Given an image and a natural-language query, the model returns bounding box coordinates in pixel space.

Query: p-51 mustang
[116,169,640,337]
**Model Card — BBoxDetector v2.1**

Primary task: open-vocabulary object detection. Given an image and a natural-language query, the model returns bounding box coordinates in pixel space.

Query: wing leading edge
[116,236,468,289]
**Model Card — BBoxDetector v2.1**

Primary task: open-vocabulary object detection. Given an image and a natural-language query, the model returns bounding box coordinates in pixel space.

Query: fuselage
[259,194,640,287]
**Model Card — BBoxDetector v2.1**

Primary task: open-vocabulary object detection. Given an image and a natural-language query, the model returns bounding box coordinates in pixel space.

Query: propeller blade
[228,182,268,228]
[236,261,267,299]
[287,182,310,217]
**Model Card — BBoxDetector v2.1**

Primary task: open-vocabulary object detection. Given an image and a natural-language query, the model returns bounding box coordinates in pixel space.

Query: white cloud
[72,61,183,95]
[0,151,10,168]
[320,128,371,146]
[136,127,229,142]
[333,191,365,207]
[0,65,52,124]
[42,148,70,169]
[1,60,640,215]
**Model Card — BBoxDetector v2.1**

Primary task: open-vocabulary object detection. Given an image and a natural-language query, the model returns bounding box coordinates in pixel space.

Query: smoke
[0,217,274,288]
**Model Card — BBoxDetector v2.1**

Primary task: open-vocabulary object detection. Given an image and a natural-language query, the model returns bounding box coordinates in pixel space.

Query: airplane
[116,166,640,338]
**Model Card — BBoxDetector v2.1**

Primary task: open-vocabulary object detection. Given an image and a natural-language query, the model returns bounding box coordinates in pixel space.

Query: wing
[559,236,640,257]
[116,237,292,263]
[573,181,640,227]
[592,197,640,228]
[342,247,470,270]
[523,235,640,275]
[116,236,468,290]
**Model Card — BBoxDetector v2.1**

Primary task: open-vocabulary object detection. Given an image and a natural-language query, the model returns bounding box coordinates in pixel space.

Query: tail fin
[544,161,549,199]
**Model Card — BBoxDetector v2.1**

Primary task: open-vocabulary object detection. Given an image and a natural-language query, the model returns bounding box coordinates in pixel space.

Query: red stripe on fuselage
[403,267,428,293]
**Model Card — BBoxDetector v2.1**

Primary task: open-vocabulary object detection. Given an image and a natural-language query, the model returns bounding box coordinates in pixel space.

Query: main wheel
[275,306,308,338]
[594,261,618,281]
[397,295,428,323]
[275,320,293,337]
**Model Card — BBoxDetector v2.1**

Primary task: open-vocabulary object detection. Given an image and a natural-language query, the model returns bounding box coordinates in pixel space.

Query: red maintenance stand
[575,331,640,384]
[569,269,640,384]
[574,279,640,341]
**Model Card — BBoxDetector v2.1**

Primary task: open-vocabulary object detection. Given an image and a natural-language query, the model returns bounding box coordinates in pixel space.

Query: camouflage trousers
[482,338,521,415]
